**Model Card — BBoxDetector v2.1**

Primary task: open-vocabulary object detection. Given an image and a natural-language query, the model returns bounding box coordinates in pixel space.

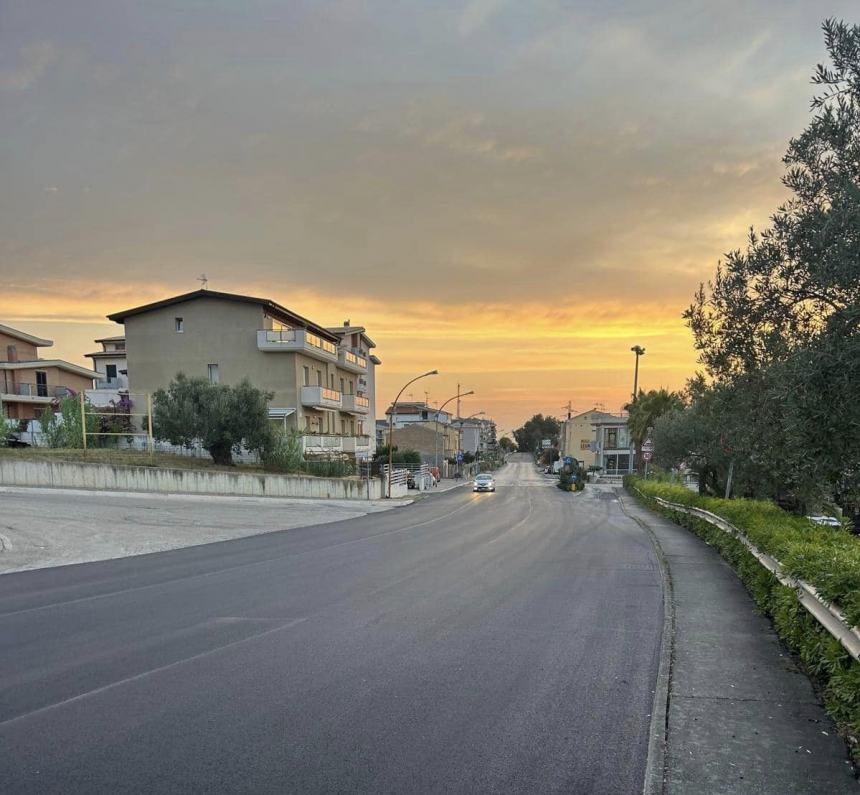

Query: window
[340,378,345,394]
[35,370,48,398]
[303,366,310,386]
[208,364,220,384]
[606,428,618,448]
[175,317,184,333]
[316,369,322,386]
[105,364,117,381]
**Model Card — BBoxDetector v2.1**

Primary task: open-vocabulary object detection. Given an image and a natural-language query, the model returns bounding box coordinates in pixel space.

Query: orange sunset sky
[2,1,853,433]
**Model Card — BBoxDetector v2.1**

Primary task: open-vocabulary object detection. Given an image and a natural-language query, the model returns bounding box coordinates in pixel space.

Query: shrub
[263,428,305,473]
[626,475,860,758]
[40,395,98,449]
[374,445,421,465]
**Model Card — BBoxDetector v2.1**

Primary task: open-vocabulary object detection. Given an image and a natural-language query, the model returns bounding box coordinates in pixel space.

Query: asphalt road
[0,455,663,794]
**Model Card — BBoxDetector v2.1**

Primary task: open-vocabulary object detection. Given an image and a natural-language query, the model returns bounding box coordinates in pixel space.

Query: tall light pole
[630,345,645,402]
[434,390,474,472]
[387,369,438,497]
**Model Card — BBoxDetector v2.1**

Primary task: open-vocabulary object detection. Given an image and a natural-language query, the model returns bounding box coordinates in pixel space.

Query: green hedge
[626,475,860,758]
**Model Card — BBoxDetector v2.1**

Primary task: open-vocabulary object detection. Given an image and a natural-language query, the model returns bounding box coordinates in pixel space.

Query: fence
[634,488,860,663]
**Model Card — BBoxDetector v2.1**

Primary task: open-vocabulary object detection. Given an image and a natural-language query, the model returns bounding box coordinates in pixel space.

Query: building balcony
[341,393,370,414]
[342,435,372,454]
[94,375,129,390]
[257,328,339,364]
[0,383,75,403]
[338,348,368,373]
[300,385,342,410]
[301,434,344,453]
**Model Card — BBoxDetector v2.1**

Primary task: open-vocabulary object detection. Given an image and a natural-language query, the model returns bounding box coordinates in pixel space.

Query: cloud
[0,41,59,91]
[458,0,507,37]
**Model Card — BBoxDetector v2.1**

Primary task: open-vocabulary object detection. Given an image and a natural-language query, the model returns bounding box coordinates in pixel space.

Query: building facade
[0,323,98,420]
[107,290,379,458]
[560,408,633,473]
[85,336,128,390]
[384,422,459,466]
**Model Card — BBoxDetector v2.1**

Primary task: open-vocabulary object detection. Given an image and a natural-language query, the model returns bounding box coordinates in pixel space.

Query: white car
[808,515,842,528]
[473,474,496,493]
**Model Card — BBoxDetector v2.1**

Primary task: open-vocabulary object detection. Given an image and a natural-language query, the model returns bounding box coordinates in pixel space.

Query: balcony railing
[257,328,339,362]
[95,376,129,390]
[1,382,75,400]
[342,435,371,453]
[339,349,368,372]
[301,434,345,452]
[300,385,342,409]
[341,393,370,414]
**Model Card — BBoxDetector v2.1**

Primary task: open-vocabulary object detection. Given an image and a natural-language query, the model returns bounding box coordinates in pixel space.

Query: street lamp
[630,345,645,401]
[387,369,439,497]
[434,390,475,471]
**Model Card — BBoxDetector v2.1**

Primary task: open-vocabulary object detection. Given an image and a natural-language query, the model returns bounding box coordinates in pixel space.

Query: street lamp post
[630,345,646,401]
[387,370,439,497]
[434,390,474,473]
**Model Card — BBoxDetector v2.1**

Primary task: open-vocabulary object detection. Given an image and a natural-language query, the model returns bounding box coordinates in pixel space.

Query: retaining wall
[0,459,384,500]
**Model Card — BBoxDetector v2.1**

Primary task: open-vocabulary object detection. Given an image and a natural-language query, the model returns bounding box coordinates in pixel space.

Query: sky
[2,0,855,434]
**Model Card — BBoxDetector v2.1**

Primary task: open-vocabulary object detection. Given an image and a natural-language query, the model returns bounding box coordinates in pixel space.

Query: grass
[626,475,860,761]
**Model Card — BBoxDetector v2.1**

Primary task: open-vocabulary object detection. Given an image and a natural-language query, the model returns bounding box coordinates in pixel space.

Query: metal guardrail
[639,489,860,663]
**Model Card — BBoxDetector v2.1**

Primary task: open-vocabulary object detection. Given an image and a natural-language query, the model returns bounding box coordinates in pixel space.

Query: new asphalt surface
[0,456,663,793]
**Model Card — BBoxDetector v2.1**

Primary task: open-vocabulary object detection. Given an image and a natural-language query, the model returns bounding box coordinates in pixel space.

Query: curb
[616,487,674,795]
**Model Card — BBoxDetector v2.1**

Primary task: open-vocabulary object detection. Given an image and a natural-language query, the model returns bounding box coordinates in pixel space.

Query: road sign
[541,439,552,449]
[642,438,654,454]
[563,456,574,466]
[456,452,464,463]
[643,451,653,462]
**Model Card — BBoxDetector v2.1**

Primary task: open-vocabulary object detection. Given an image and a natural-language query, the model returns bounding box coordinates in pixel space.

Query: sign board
[563,456,574,466]
[541,439,552,449]
[642,438,654,454]
[643,451,653,462]
[456,452,464,463]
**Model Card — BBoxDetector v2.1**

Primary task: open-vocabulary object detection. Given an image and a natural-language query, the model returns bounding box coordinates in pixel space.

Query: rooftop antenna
[197,273,209,290]
[561,400,574,419]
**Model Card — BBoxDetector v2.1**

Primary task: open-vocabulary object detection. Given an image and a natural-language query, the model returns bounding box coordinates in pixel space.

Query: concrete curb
[616,487,674,795]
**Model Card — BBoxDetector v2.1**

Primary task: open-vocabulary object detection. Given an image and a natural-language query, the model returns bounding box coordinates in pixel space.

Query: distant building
[560,408,633,473]
[383,422,459,466]
[384,401,452,427]
[106,289,379,459]
[85,335,128,390]
[455,417,497,455]
[0,323,97,420]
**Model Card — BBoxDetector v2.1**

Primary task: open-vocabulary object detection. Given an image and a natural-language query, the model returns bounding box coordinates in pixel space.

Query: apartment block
[107,289,379,458]
[0,323,97,420]
[560,408,633,473]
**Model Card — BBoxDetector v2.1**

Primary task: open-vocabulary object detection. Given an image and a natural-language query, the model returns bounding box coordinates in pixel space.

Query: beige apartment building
[107,289,379,458]
[560,408,633,473]
[0,323,98,420]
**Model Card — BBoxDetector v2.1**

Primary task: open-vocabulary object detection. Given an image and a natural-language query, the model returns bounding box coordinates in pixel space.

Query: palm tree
[624,388,685,470]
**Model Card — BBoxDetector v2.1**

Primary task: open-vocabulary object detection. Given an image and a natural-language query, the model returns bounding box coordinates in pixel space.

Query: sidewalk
[618,490,857,794]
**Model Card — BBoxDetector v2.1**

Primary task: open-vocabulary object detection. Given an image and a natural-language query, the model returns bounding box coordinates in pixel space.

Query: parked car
[473,473,496,493]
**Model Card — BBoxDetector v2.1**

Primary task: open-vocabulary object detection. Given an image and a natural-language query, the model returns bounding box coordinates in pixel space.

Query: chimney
[343,319,350,327]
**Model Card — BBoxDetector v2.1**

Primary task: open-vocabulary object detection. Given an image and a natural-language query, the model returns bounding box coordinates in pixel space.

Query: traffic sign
[643,451,653,462]
[563,456,574,465]
[642,438,654,454]
[456,452,464,463]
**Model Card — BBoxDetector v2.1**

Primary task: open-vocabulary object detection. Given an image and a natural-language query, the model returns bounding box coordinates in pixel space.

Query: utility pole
[630,345,645,402]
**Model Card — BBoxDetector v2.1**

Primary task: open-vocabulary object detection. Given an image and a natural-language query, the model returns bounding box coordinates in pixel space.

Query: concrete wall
[0,459,385,500]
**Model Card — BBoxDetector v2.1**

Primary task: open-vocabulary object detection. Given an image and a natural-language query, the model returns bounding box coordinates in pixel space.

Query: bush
[153,374,274,465]
[626,475,860,758]
[374,445,421,465]
[40,395,98,449]
[263,428,305,473]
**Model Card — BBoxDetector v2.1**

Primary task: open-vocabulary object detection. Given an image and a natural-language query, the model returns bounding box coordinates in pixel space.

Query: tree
[513,414,561,453]
[624,388,684,465]
[152,374,274,465]
[681,19,860,522]
[498,436,516,452]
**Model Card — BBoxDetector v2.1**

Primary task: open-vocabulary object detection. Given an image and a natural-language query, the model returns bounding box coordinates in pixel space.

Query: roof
[570,408,625,424]
[84,350,128,359]
[326,324,377,348]
[93,335,125,344]
[0,323,52,348]
[0,360,98,379]
[385,402,449,415]
[107,289,339,343]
